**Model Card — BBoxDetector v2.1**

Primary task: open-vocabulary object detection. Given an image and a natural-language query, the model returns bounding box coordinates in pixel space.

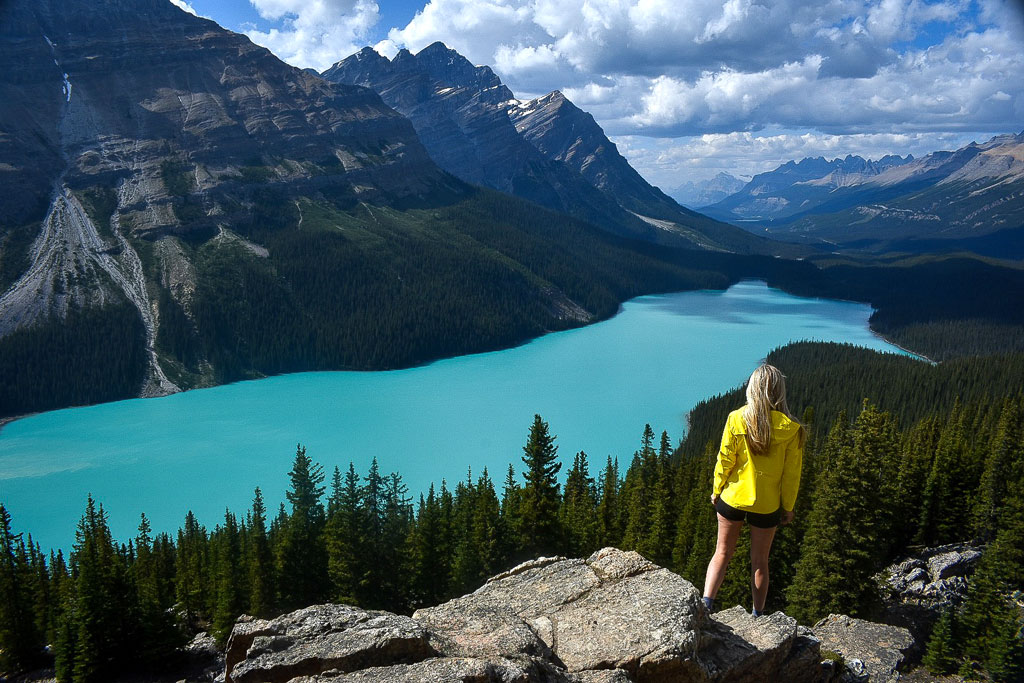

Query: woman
[702,364,804,617]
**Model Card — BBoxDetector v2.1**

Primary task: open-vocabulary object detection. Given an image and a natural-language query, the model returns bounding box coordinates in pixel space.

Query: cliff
[223,548,915,682]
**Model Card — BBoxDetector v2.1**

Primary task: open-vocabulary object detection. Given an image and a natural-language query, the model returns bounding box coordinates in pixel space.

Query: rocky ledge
[223,548,915,682]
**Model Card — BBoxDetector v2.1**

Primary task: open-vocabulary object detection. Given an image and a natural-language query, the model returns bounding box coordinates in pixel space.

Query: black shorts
[715,497,782,529]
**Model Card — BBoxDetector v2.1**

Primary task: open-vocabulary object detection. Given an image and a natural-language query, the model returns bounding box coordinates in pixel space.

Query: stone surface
[224,549,854,683]
[700,607,823,683]
[284,656,568,682]
[413,604,553,660]
[415,548,703,678]
[876,541,984,647]
[225,604,435,683]
[812,614,915,683]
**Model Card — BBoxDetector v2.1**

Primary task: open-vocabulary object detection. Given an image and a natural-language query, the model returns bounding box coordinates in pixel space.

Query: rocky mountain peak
[412,41,503,91]
[324,42,778,253]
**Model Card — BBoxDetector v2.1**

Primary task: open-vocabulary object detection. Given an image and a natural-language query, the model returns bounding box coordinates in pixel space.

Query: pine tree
[518,415,562,556]
[659,430,674,462]
[917,400,975,545]
[597,456,621,548]
[68,497,140,682]
[278,444,328,609]
[450,470,480,594]
[641,458,674,566]
[175,510,208,625]
[246,488,275,616]
[325,464,363,604]
[958,466,1024,682]
[379,471,413,611]
[923,608,960,675]
[787,403,896,623]
[0,504,43,673]
[212,510,243,645]
[133,514,181,669]
[409,486,446,608]
[891,416,940,549]
[561,452,599,556]
[472,469,506,578]
[973,396,1023,539]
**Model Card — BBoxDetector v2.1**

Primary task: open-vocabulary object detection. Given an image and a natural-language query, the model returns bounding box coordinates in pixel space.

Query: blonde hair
[742,364,803,456]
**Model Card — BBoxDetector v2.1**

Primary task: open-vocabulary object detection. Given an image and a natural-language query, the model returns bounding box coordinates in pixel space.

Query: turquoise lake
[0,280,914,552]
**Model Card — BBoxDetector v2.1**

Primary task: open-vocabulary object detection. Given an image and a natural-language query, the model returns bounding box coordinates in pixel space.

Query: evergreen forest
[1,342,1023,681]
[4,180,1024,420]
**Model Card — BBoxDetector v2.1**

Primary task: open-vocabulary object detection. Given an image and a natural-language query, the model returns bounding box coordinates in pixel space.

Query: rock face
[876,540,984,645]
[0,0,452,397]
[225,548,833,683]
[224,605,436,683]
[323,44,773,254]
[811,614,915,683]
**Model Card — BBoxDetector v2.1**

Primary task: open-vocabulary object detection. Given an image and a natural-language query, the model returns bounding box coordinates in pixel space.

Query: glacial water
[0,280,915,552]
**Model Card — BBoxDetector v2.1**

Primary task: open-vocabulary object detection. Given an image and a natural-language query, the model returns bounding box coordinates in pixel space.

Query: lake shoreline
[0,281,916,554]
[0,278,935,431]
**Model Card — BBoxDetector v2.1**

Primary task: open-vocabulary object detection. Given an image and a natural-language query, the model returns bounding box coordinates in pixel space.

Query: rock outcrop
[876,540,984,645]
[811,615,914,683]
[228,548,908,682]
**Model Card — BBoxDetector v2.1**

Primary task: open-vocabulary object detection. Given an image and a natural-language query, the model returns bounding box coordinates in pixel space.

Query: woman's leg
[703,513,744,601]
[749,524,777,613]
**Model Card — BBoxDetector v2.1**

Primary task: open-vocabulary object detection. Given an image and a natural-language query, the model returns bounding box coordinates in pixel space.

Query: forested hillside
[2,342,1022,680]
[0,189,728,419]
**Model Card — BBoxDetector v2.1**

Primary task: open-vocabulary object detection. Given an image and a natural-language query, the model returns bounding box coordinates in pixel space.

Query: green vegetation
[185,189,726,384]
[5,172,1024,420]
[0,303,147,418]
[0,220,40,294]
[76,187,118,241]
[1,342,1021,681]
[159,160,194,197]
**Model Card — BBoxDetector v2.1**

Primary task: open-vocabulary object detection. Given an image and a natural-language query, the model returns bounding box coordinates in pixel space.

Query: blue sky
[172,0,1024,187]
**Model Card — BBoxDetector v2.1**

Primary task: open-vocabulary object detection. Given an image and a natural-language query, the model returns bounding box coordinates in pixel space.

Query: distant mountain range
[323,44,774,254]
[701,154,914,222]
[702,135,1024,254]
[670,173,747,209]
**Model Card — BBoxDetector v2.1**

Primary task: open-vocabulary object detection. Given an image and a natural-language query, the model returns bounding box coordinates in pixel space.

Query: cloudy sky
[176,0,1023,188]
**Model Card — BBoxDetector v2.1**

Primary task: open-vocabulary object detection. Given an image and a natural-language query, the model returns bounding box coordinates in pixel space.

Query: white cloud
[244,0,381,72]
[169,0,198,16]
[380,0,1022,135]
[238,0,1022,180]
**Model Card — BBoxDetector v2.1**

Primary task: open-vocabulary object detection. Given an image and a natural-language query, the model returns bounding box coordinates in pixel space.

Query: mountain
[730,133,1024,254]
[671,172,746,208]
[323,44,780,254]
[702,154,914,223]
[0,0,729,418]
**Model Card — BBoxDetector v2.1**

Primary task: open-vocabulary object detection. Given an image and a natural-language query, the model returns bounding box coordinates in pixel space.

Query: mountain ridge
[702,133,1024,255]
[323,42,785,255]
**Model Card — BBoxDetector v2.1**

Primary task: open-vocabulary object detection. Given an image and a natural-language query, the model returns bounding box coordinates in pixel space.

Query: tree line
[1,343,1022,681]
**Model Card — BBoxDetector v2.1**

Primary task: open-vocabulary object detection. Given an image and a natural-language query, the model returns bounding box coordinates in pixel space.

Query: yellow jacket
[713,408,804,513]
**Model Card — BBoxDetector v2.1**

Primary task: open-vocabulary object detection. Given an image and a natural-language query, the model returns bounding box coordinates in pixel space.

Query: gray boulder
[700,607,792,682]
[415,548,705,678]
[224,604,436,683]
[812,614,914,683]
[224,548,839,683]
[283,655,568,682]
[876,540,984,645]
